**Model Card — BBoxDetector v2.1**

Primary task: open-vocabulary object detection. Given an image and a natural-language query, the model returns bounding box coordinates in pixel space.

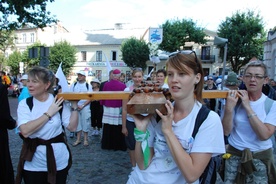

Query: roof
[56,28,147,46]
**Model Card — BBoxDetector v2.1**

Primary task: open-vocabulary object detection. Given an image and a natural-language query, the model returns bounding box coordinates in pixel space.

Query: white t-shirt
[128,102,225,184]
[228,93,276,151]
[124,86,135,122]
[17,94,72,171]
[162,83,169,89]
[70,81,93,107]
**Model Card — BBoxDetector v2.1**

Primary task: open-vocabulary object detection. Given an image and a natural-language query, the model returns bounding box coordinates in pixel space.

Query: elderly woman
[15,66,78,184]
[222,60,276,183]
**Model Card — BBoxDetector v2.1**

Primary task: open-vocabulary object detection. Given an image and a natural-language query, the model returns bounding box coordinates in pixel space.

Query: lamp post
[214,36,228,87]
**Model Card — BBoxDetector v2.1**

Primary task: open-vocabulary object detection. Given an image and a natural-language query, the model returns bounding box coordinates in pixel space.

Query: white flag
[55,62,69,92]
[147,68,155,78]
[103,53,112,73]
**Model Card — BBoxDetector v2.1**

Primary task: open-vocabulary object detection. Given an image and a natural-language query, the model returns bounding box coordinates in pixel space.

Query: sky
[47,0,275,32]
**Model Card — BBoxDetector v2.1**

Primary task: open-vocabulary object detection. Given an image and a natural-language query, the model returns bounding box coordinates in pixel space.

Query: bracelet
[43,112,52,120]
[247,113,257,119]
[71,107,78,111]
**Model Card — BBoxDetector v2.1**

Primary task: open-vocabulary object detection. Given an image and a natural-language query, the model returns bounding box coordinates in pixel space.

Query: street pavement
[8,97,131,184]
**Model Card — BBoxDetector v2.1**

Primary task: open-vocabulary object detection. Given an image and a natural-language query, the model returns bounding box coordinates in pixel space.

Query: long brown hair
[166,51,204,103]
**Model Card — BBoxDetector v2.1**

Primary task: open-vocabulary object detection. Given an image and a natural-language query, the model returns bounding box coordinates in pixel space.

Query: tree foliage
[48,40,77,76]
[159,19,207,52]
[0,30,16,69]
[0,30,16,52]
[217,10,266,73]
[0,0,56,30]
[7,51,23,75]
[121,37,150,70]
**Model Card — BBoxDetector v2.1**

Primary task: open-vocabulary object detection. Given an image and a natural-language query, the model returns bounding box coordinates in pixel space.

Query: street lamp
[214,36,228,88]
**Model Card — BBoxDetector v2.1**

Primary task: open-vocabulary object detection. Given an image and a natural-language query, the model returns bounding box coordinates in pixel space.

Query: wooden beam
[202,90,229,98]
[57,90,229,100]
[57,91,131,100]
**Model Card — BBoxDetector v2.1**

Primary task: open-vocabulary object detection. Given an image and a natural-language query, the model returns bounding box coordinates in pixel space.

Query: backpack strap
[73,82,89,91]
[264,97,273,115]
[73,82,77,91]
[26,96,63,117]
[26,96,34,111]
[235,96,273,115]
[86,82,89,90]
[192,105,210,139]
[192,105,220,184]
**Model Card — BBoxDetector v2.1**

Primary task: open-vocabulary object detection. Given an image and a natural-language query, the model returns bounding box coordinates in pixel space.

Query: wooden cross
[57,90,229,100]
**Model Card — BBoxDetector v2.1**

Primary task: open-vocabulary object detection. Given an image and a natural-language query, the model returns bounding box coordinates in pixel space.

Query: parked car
[7,84,20,97]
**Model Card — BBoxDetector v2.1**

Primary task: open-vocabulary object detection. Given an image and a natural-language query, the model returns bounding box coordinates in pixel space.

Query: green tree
[48,40,77,76]
[121,37,150,70]
[217,10,266,73]
[0,0,56,30]
[7,50,23,75]
[159,19,207,52]
[0,30,16,69]
[0,30,16,52]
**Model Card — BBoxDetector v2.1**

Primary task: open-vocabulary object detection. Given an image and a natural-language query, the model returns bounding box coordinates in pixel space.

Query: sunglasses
[169,50,199,67]
[132,67,143,71]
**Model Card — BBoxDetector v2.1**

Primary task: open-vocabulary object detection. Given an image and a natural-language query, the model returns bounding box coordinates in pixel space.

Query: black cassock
[0,83,16,184]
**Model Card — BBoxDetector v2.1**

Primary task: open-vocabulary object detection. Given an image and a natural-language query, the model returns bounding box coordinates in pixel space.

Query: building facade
[264,28,276,80]
[8,23,226,82]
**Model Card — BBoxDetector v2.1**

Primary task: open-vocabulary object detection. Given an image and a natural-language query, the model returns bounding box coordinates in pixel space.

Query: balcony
[198,55,215,63]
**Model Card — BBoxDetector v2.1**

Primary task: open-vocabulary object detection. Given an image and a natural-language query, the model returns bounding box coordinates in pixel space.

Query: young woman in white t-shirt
[122,68,144,170]
[127,51,225,184]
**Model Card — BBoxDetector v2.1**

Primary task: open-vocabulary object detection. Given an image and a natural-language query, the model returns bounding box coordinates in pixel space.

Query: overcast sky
[47,0,275,32]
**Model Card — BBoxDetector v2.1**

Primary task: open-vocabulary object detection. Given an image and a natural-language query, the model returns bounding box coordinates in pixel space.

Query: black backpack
[193,105,222,184]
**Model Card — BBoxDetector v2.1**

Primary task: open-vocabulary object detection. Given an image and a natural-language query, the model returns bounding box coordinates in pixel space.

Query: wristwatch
[71,107,78,111]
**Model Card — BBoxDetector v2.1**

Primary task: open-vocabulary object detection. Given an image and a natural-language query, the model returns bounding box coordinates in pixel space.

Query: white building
[264,28,276,80]
[9,23,225,82]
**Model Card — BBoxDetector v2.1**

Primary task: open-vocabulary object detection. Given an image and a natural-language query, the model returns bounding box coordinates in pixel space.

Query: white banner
[55,62,70,92]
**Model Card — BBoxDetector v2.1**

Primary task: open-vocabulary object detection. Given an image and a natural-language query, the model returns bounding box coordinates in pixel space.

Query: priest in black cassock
[0,82,16,184]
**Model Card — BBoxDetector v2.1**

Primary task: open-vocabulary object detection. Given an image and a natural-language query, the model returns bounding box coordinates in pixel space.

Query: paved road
[8,97,131,184]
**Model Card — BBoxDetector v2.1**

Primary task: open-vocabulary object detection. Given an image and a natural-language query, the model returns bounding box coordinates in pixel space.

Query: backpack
[73,82,89,91]
[26,96,67,142]
[193,105,222,184]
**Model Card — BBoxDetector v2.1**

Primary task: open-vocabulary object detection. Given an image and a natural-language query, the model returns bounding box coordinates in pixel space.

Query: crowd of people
[1,54,276,183]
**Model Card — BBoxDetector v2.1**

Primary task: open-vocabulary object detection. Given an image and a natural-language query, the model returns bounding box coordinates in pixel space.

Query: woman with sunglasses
[222,60,276,183]
[127,51,225,184]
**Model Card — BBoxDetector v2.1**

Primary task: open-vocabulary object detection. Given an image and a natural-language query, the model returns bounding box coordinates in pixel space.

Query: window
[30,33,34,43]
[81,51,87,61]
[201,46,210,60]
[96,51,102,61]
[22,34,26,43]
[111,51,117,61]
